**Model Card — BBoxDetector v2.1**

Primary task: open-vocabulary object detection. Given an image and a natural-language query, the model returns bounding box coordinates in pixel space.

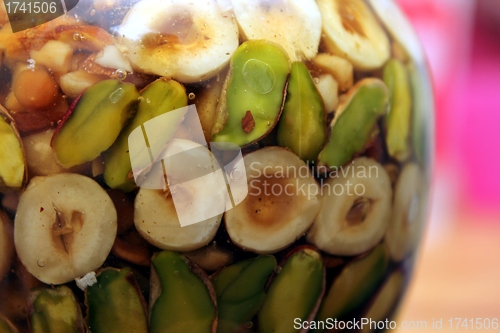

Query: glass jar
[0,0,433,332]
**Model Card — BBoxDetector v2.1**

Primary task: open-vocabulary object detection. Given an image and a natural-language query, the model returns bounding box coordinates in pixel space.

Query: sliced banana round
[225,147,321,254]
[118,0,239,83]
[307,157,392,256]
[231,0,322,61]
[14,174,117,285]
[0,210,14,281]
[385,163,424,262]
[317,0,390,71]
[134,139,223,252]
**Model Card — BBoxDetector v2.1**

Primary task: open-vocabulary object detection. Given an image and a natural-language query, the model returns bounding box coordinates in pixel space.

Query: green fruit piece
[104,79,187,192]
[0,107,25,189]
[0,314,18,333]
[86,267,148,333]
[314,244,389,330]
[277,61,326,161]
[52,79,139,168]
[409,62,434,167]
[150,251,217,333]
[29,286,84,333]
[258,247,324,333]
[212,40,290,147]
[361,271,405,333]
[212,255,277,333]
[317,78,389,170]
[383,59,412,161]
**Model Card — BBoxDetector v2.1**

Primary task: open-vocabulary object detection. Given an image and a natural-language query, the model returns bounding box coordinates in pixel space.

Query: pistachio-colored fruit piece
[212,40,290,146]
[317,78,389,170]
[409,62,434,166]
[0,314,18,333]
[0,106,25,189]
[150,251,217,333]
[277,61,326,161]
[29,286,84,333]
[315,244,389,328]
[361,271,405,333]
[212,255,277,333]
[52,79,139,168]
[86,267,148,333]
[104,79,187,192]
[259,247,324,333]
[383,59,412,161]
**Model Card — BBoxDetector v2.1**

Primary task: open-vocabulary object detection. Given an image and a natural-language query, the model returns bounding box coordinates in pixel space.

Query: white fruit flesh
[231,0,322,62]
[134,139,223,252]
[134,189,222,252]
[14,174,117,285]
[385,163,423,261]
[225,147,321,254]
[317,0,390,71]
[118,0,239,83]
[307,157,392,256]
[0,211,14,281]
[366,0,425,64]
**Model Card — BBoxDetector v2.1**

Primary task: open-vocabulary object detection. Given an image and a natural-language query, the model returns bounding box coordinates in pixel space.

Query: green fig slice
[315,244,389,326]
[150,251,217,333]
[0,314,18,333]
[52,79,139,168]
[0,106,26,189]
[28,286,84,333]
[317,78,389,170]
[86,267,148,333]
[277,61,326,161]
[361,271,405,333]
[258,247,325,333]
[383,59,412,161]
[212,40,290,147]
[104,78,188,192]
[212,255,277,333]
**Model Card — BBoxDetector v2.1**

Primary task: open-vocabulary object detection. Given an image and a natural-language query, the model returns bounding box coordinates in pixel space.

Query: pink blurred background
[396,0,500,330]
[398,0,500,219]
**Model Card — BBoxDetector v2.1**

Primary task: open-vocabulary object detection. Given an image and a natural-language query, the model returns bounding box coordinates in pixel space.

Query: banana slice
[231,0,322,61]
[307,157,392,256]
[224,147,321,254]
[134,139,223,252]
[385,163,424,261]
[14,174,117,285]
[118,0,239,82]
[317,0,390,71]
[0,210,14,281]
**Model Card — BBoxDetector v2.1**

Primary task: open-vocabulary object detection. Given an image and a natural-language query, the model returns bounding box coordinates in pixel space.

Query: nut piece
[86,268,148,333]
[317,78,389,170]
[258,247,325,333]
[212,40,290,147]
[316,244,389,322]
[212,255,276,333]
[14,173,117,285]
[307,158,392,256]
[149,251,217,333]
[277,61,326,161]
[29,286,84,333]
[225,147,321,254]
[104,78,187,192]
[52,79,139,168]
